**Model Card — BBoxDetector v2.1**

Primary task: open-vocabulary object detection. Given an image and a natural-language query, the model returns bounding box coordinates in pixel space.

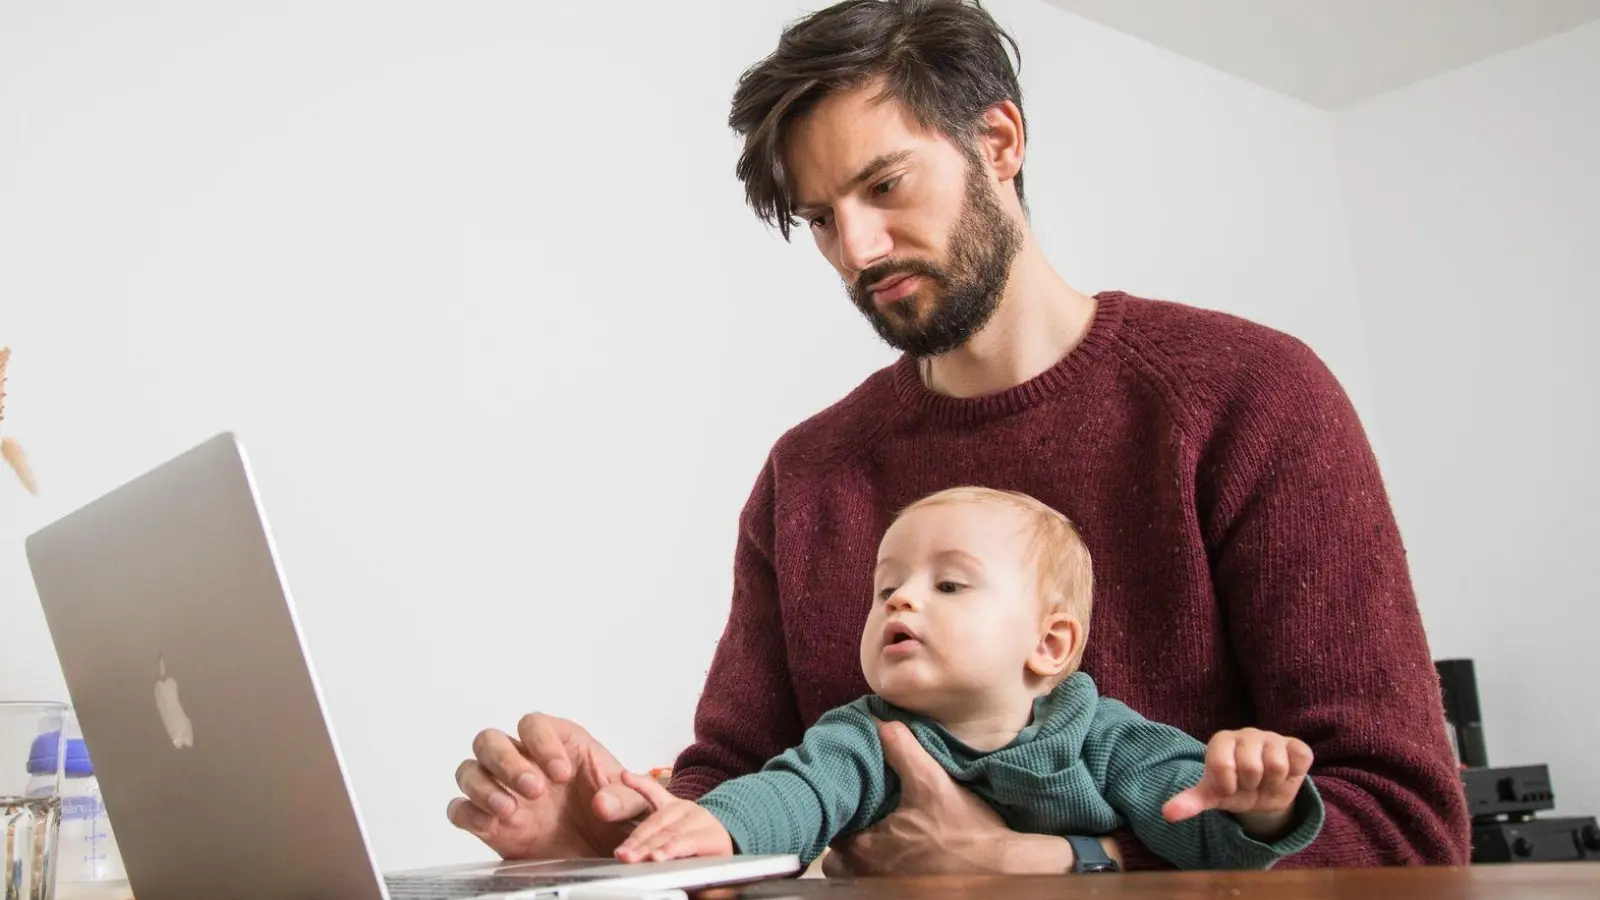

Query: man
[447,0,1470,872]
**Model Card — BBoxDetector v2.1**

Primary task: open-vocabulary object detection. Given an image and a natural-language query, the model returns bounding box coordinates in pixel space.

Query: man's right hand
[446,713,652,860]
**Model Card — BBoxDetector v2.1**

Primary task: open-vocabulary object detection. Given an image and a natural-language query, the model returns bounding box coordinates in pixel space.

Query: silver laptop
[25,432,799,900]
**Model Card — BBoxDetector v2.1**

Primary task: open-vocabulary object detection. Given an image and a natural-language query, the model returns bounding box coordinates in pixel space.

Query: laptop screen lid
[27,432,391,900]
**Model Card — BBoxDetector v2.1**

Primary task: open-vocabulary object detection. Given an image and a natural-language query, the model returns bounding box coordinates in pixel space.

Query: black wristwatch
[1066,835,1120,873]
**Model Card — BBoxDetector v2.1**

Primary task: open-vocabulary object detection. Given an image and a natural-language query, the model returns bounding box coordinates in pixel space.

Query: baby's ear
[1026,612,1081,679]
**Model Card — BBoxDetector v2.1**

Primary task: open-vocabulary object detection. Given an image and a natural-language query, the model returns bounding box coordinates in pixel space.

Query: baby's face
[859,500,1049,717]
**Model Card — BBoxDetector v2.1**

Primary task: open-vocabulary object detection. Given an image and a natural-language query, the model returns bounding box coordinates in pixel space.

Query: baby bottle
[27,722,124,885]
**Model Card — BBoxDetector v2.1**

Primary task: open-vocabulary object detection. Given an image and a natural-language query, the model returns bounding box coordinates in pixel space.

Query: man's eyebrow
[795,149,914,216]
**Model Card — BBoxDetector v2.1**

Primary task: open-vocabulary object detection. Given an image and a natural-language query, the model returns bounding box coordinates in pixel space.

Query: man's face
[783,82,1023,357]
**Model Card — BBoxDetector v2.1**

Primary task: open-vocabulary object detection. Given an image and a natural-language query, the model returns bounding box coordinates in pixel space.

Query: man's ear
[1026,612,1081,679]
[976,100,1025,184]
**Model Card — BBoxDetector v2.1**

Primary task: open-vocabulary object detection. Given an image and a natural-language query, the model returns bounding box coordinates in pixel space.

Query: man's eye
[808,213,832,230]
[873,176,901,196]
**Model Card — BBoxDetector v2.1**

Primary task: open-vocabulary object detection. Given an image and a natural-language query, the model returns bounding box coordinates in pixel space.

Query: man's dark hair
[729,0,1026,240]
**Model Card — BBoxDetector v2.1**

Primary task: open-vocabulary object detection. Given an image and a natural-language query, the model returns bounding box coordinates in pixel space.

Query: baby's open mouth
[882,621,921,649]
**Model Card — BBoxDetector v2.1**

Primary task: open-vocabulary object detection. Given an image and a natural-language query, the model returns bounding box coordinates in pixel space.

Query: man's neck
[922,239,1096,399]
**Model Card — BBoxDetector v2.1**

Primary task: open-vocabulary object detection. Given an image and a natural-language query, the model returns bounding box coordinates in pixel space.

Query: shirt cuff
[1222,777,1327,865]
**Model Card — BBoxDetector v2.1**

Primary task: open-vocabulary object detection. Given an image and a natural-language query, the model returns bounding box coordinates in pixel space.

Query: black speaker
[1433,658,1598,864]
[1436,657,1489,768]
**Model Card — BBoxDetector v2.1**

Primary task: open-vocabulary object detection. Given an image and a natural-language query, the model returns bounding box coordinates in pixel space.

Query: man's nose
[836,206,892,277]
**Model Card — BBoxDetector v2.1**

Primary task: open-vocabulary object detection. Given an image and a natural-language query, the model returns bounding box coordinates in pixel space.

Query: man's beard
[847,158,1024,358]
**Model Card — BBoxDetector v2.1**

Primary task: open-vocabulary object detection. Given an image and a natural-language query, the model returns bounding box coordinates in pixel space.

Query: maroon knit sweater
[668,291,1470,869]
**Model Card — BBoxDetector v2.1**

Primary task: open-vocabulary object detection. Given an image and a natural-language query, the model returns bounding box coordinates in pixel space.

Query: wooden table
[717,863,1600,899]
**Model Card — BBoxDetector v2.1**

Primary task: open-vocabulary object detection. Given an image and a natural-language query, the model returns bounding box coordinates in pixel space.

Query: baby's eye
[877,587,897,602]
[936,581,966,594]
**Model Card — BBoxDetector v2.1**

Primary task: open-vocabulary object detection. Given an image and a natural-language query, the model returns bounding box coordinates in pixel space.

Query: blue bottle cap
[27,731,94,777]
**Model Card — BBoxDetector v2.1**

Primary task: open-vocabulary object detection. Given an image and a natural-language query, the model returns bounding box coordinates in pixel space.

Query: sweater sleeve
[695,702,890,866]
[1087,701,1324,869]
[667,456,807,802]
[1188,334,1471,867]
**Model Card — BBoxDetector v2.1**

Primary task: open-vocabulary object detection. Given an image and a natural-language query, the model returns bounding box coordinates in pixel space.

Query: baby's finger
[1205,732,1239,796]
[642,805,699,853]
[616,810,674,861]
[1261,738,1290,786]
[656,816,725,861]
[1161,787,1212,823]
[653,833,701,862]
[1287,738,1314,776]
[1233,734,1265,793]
[620,770,678,812]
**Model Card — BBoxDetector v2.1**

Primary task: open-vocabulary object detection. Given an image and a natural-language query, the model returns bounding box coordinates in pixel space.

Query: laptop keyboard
[384,873,611,899]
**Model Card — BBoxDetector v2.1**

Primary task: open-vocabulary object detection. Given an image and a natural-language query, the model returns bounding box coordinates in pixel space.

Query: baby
[613,486,1324,870]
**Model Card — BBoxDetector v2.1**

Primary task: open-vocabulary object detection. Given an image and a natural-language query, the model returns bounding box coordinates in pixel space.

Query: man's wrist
[997,833,1076,874]
[997,834,1123,874]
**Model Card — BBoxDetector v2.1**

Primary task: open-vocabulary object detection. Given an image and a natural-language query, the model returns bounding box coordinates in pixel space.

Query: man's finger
[820,847,854,878]
[517,713,578,785]
[824,830,872,878]
[472,728,543,801]
[877,720,943,802]
[455,758,520,821]
[446,796,496,836]
[583,744,615,793]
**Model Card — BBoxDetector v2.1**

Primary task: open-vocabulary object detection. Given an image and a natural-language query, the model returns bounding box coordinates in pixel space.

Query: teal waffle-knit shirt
[696,672,1323,869]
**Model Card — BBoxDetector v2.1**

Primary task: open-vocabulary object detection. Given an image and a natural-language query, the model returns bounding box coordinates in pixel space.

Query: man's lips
[869,273,921,305]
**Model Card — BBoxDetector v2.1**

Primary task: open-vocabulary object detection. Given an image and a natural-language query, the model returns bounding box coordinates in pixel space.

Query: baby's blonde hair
[896,486,1094,660]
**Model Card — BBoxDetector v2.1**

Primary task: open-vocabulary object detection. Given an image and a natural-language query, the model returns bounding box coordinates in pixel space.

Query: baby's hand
[1161,727,1313,840]
[613,771,734,863]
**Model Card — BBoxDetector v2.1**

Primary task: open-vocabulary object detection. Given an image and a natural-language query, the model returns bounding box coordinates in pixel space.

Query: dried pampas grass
[0,346,38,494]
[2,437,35,494]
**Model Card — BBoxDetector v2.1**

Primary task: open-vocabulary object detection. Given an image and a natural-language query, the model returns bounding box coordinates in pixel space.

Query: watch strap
[1066,835,1119,873]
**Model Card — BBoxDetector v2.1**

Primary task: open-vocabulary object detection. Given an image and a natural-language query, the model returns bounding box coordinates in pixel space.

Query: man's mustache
[852,259,946,298]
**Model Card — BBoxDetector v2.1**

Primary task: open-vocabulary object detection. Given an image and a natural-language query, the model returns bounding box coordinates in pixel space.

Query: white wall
[1,0,1374,869]
[1335,21,1600,821]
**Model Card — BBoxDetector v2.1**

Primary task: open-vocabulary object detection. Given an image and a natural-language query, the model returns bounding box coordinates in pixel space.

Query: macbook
[26,432,798,899]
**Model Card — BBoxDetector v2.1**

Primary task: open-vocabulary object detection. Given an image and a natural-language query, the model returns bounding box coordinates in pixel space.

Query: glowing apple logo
[154,656,194,749]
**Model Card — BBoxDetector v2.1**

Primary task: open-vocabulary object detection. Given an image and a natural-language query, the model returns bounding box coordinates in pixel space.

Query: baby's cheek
[859,655,880,692]
[951,638,1019,686]
[858,636,878,682]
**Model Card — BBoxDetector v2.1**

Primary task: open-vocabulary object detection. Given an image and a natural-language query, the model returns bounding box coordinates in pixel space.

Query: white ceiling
[1042,0,1600,109]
